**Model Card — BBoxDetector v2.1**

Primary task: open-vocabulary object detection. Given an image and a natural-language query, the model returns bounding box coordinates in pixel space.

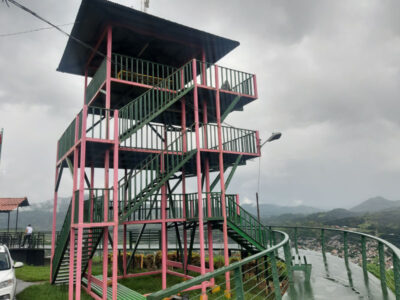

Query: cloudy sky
[1,0,400,209]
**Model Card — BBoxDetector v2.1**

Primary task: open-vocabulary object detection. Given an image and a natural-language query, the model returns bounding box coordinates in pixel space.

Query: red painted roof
[0,197,29,212]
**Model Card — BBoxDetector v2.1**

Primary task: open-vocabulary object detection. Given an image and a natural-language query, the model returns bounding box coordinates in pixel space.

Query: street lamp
[256,132,282,222]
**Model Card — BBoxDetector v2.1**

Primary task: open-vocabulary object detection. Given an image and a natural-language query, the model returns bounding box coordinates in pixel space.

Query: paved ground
[16,279,41,294]
[283,249,395,300]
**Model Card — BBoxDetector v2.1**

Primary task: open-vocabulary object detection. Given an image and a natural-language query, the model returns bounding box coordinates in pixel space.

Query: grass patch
[17,283,92,300]
[119,273,183,294]
[15,265,50,282]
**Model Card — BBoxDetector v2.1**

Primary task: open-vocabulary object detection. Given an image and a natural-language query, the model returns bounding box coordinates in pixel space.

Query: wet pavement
[284,249,395,300]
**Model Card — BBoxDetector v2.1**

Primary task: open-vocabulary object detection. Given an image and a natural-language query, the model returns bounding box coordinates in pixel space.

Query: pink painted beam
[75,105,88,300]
[215,64,231,293]
[192,59,207,298]
[69,113,80,300]
[111,110,119,300]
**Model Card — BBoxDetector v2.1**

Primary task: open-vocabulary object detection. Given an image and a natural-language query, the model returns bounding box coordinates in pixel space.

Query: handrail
[269,225,400,297]
[147,230,290,300]
[52,200,72,282]
[118,60,194,141]
[268,225,400,257]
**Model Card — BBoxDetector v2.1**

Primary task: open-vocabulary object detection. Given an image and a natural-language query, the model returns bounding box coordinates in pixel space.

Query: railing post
[269,252,282,300]
[393,252,400,299]
[294,227,299,255]
[234,267,245,300]
[361,236,368,282]
[283,242,293,283]
[378,241,388,296]
[343,231,353,287]
[320,229,325,254]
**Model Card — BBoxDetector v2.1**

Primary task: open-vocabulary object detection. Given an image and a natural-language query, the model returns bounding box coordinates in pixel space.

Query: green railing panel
[112,53,177,86]
[203,123,258,154]
[218,65,255,96]
[118,60,194,142]
[146,230,289,300]
[270,225,400,298]
[58,117,77,159]
[85,58,107,105]
[119,127,197,221]
[51,200,72,283]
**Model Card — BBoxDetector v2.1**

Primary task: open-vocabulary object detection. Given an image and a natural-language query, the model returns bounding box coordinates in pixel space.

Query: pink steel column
[180,90,188,274]
[69,114,80,300]
[75,105,88,300]
[102,151,109,300]
[102,25,113,300]
[202,100,215,284]
[192,59,207,298]
[112,110,119,300]
[255,130,261,156]
[50,142,59,282]
[123,169,128,277]
[87,165,95,291]
[161,127,168,289]
[215,65,231,294]
[253,74,258,99]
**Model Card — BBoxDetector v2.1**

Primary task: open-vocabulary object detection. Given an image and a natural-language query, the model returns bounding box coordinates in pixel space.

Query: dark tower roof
[57,0,240,76]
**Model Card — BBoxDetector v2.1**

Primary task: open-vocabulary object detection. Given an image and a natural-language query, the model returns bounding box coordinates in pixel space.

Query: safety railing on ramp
[147,230,292,300]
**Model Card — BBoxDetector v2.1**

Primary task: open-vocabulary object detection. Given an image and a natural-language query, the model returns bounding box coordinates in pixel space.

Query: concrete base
[10,249,45,266]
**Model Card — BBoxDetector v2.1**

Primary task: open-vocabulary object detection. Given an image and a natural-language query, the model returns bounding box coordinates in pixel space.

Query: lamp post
[256,132,282,222]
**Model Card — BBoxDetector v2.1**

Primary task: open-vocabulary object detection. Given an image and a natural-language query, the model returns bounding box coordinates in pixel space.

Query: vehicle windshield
[0,253,10,270]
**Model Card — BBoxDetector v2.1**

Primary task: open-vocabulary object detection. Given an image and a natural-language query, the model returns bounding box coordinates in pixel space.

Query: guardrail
[269,225,400,298]
[57,115,78,159]
[147,230,291,300]
[112,53,177,86]
[85,58,107,105]
[0,232,45,249]
[119,121,259,155]
[195,61,256,97]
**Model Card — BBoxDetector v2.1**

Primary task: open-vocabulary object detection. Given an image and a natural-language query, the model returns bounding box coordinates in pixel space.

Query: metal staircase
[118,60,195,142]
[225,196,269,252]
[118,149,197,222]
[51,200,104,284]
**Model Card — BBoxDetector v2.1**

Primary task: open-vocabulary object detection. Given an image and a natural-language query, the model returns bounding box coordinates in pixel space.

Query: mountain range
[1,196,399,233]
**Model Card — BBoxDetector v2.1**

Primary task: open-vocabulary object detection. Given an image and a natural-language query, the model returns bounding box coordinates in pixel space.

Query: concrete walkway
[284,249,395,300]
[16,279,42,294]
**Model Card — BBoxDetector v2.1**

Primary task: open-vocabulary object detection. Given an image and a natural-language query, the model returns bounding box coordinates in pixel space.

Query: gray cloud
[1,0,400,209]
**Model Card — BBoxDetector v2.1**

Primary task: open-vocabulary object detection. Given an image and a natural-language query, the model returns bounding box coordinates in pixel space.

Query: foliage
[15,265,49,282]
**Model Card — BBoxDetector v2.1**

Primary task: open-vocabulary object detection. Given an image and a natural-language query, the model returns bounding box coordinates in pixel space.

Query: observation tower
[51,0,264,299]
[50,1,400,300]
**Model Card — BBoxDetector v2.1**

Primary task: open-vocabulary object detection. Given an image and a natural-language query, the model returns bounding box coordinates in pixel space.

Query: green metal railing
[120,193,185,221]
[85,106,115,140]
[51,200,72,283]
[203,124,258,154]
[120,121,258,155]
[226,196,269,249]
[118,129,197,221]
[270,225,400,299]
[147,230,291,300]
[85,58,107,105]
[112,53,177,85]
[58,117,77,159]
[119,122,187,151]
[118,60,194,142]
[185,192,225,221]
[184,192,268,249]
[73,189,114,224]
[218,65,255,96]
